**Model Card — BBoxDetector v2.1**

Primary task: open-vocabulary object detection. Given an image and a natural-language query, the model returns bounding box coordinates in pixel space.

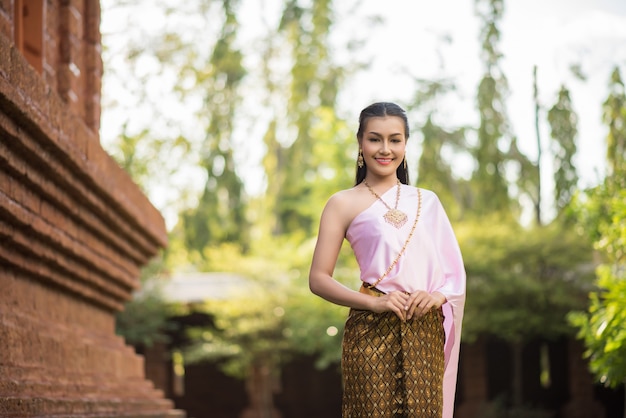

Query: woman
[309,102,465,418]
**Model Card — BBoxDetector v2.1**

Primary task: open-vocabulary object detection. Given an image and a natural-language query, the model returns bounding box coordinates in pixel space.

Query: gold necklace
[363,179,408,228]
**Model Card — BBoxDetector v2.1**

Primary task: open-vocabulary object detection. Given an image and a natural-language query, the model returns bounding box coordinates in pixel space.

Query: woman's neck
[362,175,399,189]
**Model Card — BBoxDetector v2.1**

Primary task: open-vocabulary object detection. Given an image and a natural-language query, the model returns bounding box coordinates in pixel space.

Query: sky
[100,0,626,226]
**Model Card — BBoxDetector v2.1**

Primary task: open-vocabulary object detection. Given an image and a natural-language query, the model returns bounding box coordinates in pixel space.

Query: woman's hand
[406,291,446,320]
[369,291,411,321]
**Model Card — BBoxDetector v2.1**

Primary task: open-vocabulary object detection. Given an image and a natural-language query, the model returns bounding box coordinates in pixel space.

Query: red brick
[84,41,100,73]
[0,137,14,168]
[21,184,42,214]
[5,174,22,204]
[56,67,73,102]
[46,93,65,135]
[0,169,10,195]
[0,0,12,14]
[72,114,90,155]
[58,30,71,62]
[59,2,82,39]
[0,208,15,239]
[0,11,11,40]
[40,199,65,228]
[85,94,100,131]
[44,5,59,88]
[1,2,179,415]
[0,33,11,78]
[84,0,100,43]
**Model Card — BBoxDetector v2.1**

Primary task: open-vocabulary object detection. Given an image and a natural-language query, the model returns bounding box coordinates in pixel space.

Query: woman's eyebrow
[366,131,403,137]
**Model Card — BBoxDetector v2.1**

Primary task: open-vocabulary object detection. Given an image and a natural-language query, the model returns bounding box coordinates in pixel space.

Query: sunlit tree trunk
[241,359,281,418]
[533,65,542,225]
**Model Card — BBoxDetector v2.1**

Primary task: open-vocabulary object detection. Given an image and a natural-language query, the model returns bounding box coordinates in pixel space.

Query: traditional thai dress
[342,185,466,418]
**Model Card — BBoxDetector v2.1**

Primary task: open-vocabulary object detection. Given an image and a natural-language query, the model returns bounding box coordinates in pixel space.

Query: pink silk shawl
[346,185,466,418]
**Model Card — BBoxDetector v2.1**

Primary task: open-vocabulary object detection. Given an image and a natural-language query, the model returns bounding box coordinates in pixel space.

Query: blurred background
[101,1,626,417]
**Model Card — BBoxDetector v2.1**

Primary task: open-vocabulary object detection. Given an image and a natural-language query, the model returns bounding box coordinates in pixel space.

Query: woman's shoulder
[325,186,362,209]
[399,184,437,198]
[411,185,439,201]
[330,185,360,199]
[409,186,445,212]
[322,186,372,225]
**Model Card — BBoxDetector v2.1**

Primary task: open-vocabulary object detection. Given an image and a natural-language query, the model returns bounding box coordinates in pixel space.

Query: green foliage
[179,0,249,254]
[267,0,350,236]
[548,86,579,212]
[603,67,626,189]
[163,86,359,374]
[472,0,523,217]
[116,255,178,349]
[568,186,626,388]
[569,265,626,388]
[407,77,471,220]
[101,0,624,397]
[180,237,354,377]
[262,108,353,239]
[473,72,513,214]
[101,1,206,221]
[184,282,288,378]
[281,283,348,369]
[184,277,348,378]
[568,67,626,388]
[415,115,469,219]
[459,218,594,343]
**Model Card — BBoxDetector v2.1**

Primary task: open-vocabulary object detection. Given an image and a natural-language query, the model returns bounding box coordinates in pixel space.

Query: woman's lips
[375,158,393,165]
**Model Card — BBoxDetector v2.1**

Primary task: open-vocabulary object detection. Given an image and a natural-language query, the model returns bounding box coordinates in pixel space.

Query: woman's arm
[309,193,409,319]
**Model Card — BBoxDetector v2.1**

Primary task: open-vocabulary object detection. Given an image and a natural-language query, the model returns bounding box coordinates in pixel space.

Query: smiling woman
[309,102,466,418]
[355,103,411,186]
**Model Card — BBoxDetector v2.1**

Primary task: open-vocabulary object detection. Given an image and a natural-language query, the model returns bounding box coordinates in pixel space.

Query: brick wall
[0,0,101,132]
[0,1,183,416]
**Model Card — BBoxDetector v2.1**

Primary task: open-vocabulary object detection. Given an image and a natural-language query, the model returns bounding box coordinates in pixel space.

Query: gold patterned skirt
[341,289,445,418]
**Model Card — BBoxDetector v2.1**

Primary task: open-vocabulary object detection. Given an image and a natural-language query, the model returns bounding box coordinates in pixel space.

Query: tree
[569,188,626,387]
[460,219,595,406]
[603,67,626,190]
[473,0,538,220]
[547,85,579,214]
[115,254,177,350]
[100,1,618,413]
[179,236,352,417]
[569,66,626,416]
[408,77,471,220]
[178,0,249,259]
[531,65,543,225]
[264,0,348,236]
[472,0,514,215]
[417,115,468,218]
[101,0,217,224]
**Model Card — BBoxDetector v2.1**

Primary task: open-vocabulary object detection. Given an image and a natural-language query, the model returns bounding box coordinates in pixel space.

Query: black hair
[355,102,410,185]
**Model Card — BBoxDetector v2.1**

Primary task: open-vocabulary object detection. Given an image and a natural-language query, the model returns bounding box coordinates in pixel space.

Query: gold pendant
[383,209,408,228]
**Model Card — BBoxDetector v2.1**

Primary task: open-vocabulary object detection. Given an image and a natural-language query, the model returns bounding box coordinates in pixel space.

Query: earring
[357,149,364,168]
[403,158,407,171]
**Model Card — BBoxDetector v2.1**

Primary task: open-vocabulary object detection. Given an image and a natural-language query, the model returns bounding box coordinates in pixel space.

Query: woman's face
[359,116,407,178]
